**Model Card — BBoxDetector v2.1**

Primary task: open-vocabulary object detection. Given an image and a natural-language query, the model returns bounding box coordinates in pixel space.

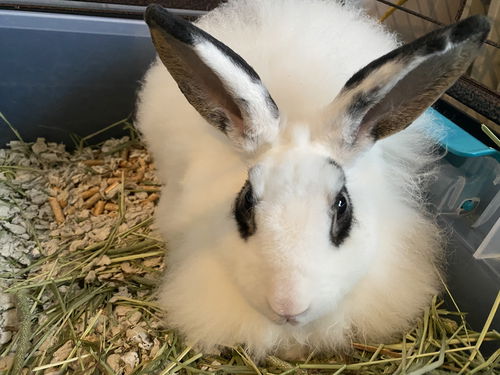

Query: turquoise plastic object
[427,107,499,158]
[460,199,478,212]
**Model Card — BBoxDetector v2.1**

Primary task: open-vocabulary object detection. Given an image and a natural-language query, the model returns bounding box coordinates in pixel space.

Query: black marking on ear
[422,36,447,54]
[145,4,195,44]
[330,187,353,247]
[145,4,261,84]
[343,15,490,90]
[343,46,402,90]
[450,15,490,44]
[233,180,257,240]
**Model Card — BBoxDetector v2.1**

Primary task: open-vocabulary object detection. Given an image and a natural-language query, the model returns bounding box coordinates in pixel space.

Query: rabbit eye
[233,180,256,240]
[336,195,347,216]
[330,190,352,247]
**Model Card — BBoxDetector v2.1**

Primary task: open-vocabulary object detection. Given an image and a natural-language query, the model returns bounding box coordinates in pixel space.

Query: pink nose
[267,298,310,319]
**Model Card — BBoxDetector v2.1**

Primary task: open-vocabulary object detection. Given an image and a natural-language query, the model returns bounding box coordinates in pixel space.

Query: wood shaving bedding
[0,136,166,374]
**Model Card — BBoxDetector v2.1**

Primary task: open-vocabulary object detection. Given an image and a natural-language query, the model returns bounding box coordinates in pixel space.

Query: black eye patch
[330,187,353,247]
[233,180,257,240]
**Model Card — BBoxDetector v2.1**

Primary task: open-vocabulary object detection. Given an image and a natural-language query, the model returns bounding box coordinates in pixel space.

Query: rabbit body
[134,0,480,359]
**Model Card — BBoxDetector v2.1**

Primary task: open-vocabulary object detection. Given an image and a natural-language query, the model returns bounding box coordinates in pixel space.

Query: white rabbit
[136,0,490,359]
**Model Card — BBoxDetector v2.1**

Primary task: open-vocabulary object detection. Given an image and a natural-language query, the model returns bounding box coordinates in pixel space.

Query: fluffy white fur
[136,0,444,359]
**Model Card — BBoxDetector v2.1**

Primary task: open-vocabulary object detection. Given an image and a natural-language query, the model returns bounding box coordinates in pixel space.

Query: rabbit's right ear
[323,15,491,160]
[145,5,280,153]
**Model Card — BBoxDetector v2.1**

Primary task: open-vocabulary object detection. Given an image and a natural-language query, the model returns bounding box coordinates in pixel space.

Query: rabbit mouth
[285,317,301,326]
[270,314,304,327]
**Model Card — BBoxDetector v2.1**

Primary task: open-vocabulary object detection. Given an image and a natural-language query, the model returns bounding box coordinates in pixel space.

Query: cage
[0,0,498,374]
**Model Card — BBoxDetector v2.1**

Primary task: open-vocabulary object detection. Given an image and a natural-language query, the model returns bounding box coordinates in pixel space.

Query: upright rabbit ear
[145,5,280,152]
[324,15,490,159]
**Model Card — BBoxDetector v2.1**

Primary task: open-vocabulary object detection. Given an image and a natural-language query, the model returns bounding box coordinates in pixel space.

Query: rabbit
[135,0,490,359]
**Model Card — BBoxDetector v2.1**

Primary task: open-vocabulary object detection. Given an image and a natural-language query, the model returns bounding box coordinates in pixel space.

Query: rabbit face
[230,139,371,325]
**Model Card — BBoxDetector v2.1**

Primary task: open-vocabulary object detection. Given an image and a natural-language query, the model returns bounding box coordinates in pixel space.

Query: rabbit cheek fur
[136,0,490,359]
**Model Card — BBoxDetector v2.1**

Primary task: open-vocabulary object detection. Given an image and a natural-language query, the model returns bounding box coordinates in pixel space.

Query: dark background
[76,0,221,10]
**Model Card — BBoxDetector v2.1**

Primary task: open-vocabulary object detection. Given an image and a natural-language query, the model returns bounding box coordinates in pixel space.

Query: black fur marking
[343,48,399,90]
[330,187,352,247]
[343,15,490,90]
[450,15,490,44]
[145,5,195,44]
[200,30,262,84]
[233,180,257,240]
[145,4,261,83]
[421,36,447,55]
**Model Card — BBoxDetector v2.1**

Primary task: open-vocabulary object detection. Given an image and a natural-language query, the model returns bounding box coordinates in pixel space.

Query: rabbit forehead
[250,140,345,199]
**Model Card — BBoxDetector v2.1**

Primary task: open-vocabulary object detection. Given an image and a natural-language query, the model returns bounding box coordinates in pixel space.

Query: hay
[0,117,498,374]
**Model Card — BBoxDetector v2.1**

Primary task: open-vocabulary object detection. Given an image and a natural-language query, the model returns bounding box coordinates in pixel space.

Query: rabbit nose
[267,298,310,320]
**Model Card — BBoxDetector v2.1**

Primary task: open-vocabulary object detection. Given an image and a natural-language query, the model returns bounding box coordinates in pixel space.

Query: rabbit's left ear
[145,5,280,153]
[324,15,490,157]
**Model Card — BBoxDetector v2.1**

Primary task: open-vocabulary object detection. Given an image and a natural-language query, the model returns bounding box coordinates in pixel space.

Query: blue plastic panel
[0,10,156,146]
[427,107,499,158]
